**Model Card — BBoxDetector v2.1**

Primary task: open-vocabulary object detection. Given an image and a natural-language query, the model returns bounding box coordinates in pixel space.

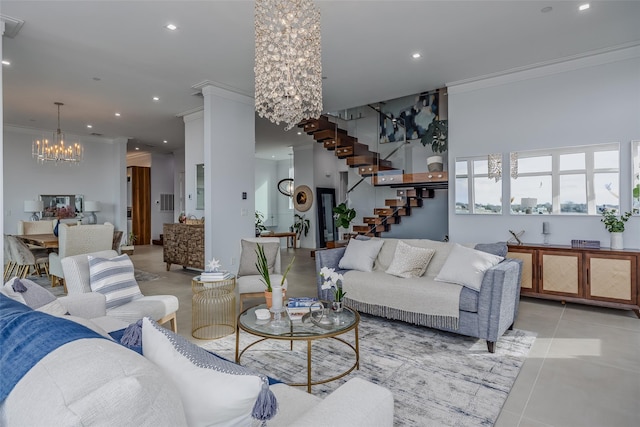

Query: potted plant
[121,231,137,255]
[320,266,346,311]
[292,213,310,247]
[255,242,294,308]
[255,211,267,236]
[600,208,637,250]
[420,117,448,172]
[333,202,356,238]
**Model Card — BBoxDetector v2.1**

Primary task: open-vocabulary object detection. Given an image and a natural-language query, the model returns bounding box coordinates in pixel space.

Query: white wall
[3,126,127,234]
[255,158,278,228]
[275,158,293,232]
[150,152,176,240]
[293,144,316,248]
[183,110,205,219]
[448,46,640,248]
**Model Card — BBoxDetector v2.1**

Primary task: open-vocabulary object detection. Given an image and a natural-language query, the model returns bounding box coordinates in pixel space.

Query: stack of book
[199,270,232,281]
[287,297,319,308]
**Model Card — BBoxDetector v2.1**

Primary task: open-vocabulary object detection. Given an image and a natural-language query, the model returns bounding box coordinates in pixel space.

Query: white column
[1,21,5,263]
[201,85,255,269]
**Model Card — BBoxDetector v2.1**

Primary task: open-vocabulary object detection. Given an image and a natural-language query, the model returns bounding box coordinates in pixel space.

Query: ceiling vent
[1,14,25,39]
[90,132,103,136]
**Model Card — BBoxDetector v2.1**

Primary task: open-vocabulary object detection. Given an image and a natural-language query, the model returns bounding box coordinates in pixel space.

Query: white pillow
[434,243,504,291]
[385,241,435,278]
[88,254,143,309]
[0,278,67,316]
[141,318,275,427]
[338,238,384,272]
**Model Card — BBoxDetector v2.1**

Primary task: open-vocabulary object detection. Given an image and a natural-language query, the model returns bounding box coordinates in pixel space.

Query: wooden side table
[191,275,236,339]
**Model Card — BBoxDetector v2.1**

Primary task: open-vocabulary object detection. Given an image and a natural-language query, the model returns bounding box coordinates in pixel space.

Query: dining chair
[5,235,50,279]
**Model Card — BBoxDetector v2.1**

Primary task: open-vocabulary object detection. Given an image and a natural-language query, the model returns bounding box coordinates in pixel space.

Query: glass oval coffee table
[235,304,360,393]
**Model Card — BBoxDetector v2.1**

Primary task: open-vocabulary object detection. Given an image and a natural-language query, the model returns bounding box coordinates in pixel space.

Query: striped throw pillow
[88,254,143,309]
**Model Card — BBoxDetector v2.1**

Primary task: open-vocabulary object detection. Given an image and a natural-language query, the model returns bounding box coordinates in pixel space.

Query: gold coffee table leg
[307,339,312,393]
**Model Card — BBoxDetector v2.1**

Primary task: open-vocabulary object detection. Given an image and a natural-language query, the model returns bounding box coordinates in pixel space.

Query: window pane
[473,159,488,175]
[455,160,468,176]
[518,156,551,173]
[473,177,502,214]
[510,175,552,214]
[594,150,618,169]
[560,153,585,171]
[594,172,620,211]
[455,177,469,214]
[559,174,586,214]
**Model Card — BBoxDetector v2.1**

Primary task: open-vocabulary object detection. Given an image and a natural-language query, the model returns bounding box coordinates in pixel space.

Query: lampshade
[24,200,44,213]
[521,198,538,208]
[84,201,100,212]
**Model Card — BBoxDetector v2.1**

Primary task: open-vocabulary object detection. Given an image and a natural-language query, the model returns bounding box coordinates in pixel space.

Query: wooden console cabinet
[163,223,204,271]
[507,244,639,317]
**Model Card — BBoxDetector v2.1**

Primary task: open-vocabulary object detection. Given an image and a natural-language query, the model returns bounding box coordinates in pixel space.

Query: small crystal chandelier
[254,0,323,131]
[488,153,518,182]
[32,102,83,164]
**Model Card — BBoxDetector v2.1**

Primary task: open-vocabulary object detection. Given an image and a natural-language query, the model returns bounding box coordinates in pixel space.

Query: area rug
[200,314,535,426]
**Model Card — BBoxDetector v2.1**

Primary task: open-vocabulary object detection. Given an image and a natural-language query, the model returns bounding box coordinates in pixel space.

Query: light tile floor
[132,245,640,427]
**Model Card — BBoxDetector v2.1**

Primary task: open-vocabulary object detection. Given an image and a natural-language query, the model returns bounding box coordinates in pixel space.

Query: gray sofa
[315,238,522,353]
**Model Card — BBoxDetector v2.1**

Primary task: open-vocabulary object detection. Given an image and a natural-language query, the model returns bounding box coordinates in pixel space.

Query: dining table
[15,233,59,249]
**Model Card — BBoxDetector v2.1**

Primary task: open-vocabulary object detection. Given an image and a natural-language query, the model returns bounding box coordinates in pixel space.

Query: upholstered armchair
[49,222,115,290]
[4,235,49,280]
[61,249,178,332]
[236,237,288,310]
[17,220,56,235]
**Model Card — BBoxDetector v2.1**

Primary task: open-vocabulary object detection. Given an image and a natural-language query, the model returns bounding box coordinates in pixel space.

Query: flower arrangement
[600,208,636,233]
[320,266,346,302]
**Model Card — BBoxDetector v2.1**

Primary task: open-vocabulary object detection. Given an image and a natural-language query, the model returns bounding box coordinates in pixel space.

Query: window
[510,143,619,215]
[455,156,502,214]
[633,140,640,213]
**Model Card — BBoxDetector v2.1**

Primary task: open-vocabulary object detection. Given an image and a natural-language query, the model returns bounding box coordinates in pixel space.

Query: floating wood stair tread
[346,155,389,167]
[372,171,448,187]
[336,144,370,158]
[397,188,436,199]
[374,207,408,216]
[363,216,399,225]
[358,165,400,176]
[302,117,334,133]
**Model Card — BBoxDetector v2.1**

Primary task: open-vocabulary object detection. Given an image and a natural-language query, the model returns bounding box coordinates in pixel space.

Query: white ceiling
[3,1,640,160]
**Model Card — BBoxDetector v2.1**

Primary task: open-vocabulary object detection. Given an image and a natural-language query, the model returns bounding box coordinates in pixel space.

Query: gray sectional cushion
[475,242,508,258]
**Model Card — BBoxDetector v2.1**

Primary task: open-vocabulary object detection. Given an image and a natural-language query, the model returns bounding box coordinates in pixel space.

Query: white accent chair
[4,235,49,280]
[17,220,56,235]
[237,237,288,310]
[48,222,114,291]
[61,250,179,332]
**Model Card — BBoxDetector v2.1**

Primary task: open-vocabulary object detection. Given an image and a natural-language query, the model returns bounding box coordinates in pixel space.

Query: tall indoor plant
[420,117,448,172]
[333,202,356,238]
[292,214,310,247]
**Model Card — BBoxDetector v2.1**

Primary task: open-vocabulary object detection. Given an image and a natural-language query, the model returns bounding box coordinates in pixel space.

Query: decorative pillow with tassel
[125,317,278,427]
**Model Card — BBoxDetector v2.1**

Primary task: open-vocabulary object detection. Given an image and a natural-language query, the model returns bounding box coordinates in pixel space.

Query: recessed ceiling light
[165,23,178,31]
[153,96,160,101]
[87,124,93,129]
[115,112,121,117]
[297,131,302,135]
[92,77,101,81]
[541,6,552,13]
[271,155,276,158]
[412,53,421,59]
[2,60,11,66]
[135,147,140,150]
[579,3,590,11]
[163,140,168,144]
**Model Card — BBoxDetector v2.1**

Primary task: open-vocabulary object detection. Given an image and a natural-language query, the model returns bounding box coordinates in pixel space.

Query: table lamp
[24,200,44,221]
[84,201,101,224]
[520,198,537,214]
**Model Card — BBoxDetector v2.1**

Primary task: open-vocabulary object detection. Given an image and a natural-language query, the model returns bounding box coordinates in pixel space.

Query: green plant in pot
[121,232,137,255]
[600,208,638,250]
[333,202,356,230]
[255,242,294,308]
[420,117,448,172]
[255,211,267,236]
[292,214,310,244]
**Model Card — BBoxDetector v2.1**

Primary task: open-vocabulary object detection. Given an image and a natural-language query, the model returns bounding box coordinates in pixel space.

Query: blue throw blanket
[0,294,107,401]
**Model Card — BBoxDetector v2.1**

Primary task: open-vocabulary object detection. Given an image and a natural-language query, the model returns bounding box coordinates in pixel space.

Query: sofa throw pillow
[338,238,384,272]
[385,241,436,278]
[475,242,508,258]
[0,277,67,316]
[435,243,504,291]
[141,317,277,427]
[88,254,143,310]
[237,240,280,277]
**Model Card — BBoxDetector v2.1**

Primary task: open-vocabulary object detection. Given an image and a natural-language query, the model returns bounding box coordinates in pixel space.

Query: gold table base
[191,276,236,340]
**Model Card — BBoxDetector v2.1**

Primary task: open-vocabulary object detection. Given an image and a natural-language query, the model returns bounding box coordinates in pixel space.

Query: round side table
[191,275,236,340]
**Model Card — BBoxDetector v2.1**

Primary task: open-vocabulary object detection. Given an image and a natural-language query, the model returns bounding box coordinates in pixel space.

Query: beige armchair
[236,237,288,310]
[61,250,178,332]
[17,220,56,235]
[49,222,115,291]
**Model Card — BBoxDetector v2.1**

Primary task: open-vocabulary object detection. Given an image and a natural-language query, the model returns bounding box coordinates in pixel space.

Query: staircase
[299,115,448,237]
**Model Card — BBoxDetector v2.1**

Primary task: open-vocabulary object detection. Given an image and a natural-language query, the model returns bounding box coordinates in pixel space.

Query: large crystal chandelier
[32,102,83,164]
[254,0,323,131]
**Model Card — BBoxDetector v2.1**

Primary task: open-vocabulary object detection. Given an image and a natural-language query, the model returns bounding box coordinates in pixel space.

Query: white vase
[610,232,623,250]
[427,155,443,172]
